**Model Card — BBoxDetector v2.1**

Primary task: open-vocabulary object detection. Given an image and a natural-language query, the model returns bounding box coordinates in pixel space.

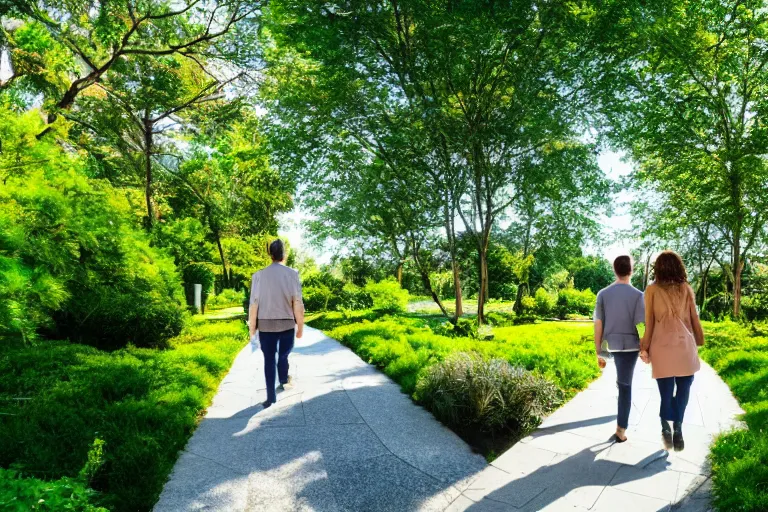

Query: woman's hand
[597,355,607,369]
[639,350,650,364]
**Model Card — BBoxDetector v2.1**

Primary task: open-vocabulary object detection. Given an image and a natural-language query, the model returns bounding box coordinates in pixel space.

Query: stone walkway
[451,353,743,512]
[155,327,743,512]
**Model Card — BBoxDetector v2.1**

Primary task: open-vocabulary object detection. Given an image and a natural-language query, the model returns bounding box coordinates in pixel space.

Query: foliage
[434,318,479,339]
[182,263,215,292]
[207,289,245,310]
[364,278,410,314]
[520,295,537,314]
[0,317,247,511]
[0,468,108,512]
[585,0,768,316]
[699,321,768,511]
[1,161,185,349]
[534,288,557,317]
[556,288,597,319]
[416,353,561,438]
[570,256,614,294]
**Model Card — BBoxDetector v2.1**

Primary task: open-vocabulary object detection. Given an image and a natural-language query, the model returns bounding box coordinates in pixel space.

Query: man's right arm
[593,292,606,368]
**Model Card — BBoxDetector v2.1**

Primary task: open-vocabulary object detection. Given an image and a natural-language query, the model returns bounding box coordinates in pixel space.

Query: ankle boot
[673,421,684,451]
[661,419,673,450]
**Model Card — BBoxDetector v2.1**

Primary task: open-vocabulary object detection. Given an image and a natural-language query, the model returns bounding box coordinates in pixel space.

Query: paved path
[154,326,486,511]
[155,327,743,512]
[450,353,743,512]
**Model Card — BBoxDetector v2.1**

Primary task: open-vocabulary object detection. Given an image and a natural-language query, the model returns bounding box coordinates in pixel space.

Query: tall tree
[587,0,768,316]
[2,0,256,137]
[261,0,606,322]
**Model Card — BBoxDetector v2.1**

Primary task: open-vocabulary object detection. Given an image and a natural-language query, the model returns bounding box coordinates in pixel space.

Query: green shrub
[207,288,245,310]
[699,321,768,511]
[556,288,596,319]
[0,169,186,349]
[520,295,536,314]
[416,353,561,437]
[339,283,373,310]
[485,311,516,327]
[0,468,108,512]
[365,278,409,313]
[435,317,479,339]
[0,318,247,511]
[534,287,556,317]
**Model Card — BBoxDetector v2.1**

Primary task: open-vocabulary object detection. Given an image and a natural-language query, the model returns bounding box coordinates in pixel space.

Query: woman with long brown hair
[639,251,704,451]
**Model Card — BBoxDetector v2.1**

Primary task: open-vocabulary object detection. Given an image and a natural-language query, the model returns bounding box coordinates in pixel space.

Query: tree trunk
[214,229,229,289]
[643,253,651,290]
[733,242,743,318]
[477,235,490,324]
[143,113,154,229]
[396,262,404,285]
[445,205,463,320]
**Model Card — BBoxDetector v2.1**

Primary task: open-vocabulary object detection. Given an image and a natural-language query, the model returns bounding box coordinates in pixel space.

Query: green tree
[587,0,768,316]
[261,0,607,323]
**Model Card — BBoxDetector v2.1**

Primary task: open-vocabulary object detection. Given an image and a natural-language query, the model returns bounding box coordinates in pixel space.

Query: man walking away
[249,239,305,408]
[593,255,645,442]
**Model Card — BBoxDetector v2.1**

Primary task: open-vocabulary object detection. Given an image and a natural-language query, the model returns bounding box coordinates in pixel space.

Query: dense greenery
[0,316,246,511]
[700,322,768,511]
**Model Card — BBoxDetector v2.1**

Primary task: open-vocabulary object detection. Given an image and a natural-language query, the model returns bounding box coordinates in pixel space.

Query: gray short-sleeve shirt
[594,283,645,352]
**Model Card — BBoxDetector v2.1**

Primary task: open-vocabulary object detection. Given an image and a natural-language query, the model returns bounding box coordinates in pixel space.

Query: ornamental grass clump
[416,353,562,439]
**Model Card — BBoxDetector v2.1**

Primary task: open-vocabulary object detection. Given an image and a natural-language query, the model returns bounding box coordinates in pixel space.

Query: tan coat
[640,282,704,379]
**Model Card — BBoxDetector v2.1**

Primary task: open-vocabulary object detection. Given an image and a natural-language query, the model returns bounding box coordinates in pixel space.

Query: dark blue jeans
[259,329,295,404]
[614,351,639,429]
[657,375,694,423]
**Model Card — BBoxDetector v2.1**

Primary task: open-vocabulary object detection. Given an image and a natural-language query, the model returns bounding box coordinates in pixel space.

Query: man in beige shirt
[249,240,305,408]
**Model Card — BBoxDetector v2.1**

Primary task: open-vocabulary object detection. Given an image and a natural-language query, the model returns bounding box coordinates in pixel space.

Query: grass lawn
[308,310,598,453]
[699,321,768,512]
[0,312,247,512]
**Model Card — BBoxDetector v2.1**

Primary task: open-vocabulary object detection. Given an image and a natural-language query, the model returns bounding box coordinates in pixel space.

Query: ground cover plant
[0,315,247,511]
[308,311,597,453]
[699,321,768,512]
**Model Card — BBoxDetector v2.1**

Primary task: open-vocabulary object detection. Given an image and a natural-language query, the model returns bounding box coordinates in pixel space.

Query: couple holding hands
[594,251,704,451]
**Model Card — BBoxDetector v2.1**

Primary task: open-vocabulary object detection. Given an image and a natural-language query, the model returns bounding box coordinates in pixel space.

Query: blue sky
[279,150,639,265]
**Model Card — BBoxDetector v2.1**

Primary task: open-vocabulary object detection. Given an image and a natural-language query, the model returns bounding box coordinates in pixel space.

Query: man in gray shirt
[593,255,645,442]
[249,239,305,408]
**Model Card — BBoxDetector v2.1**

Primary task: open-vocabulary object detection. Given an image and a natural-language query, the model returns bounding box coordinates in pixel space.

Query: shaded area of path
[155,326,743,511]
[153,326,486,511]
[450,354,743,512]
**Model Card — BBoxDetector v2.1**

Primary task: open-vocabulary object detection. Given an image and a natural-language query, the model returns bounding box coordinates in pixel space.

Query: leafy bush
[699,321,768,511]
[365,278,409,313]
[485,311,516,327]
[0,468,108,512]
[339,283,373,310]
[416,353,561,437]
[741,294,768,321]
[520,295,536,314]
[1,169,186,349]
[435,317,479,339]
[0,318,247,511]
[534,287,556,317]
[207,288,244,310]
[556,288,596,319]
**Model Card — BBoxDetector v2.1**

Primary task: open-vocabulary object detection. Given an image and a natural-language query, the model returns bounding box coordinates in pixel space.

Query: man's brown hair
[613,255,632,277]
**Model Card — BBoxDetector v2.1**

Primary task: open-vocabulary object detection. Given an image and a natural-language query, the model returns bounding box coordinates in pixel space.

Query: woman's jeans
[614,351,639,429]
[259,329,295,404]
[657,375,695,423]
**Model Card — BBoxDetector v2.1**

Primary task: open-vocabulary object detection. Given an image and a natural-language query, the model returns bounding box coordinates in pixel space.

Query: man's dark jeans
[259,329,295,404]
[657,375,694,423]
[614,351,639,429]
